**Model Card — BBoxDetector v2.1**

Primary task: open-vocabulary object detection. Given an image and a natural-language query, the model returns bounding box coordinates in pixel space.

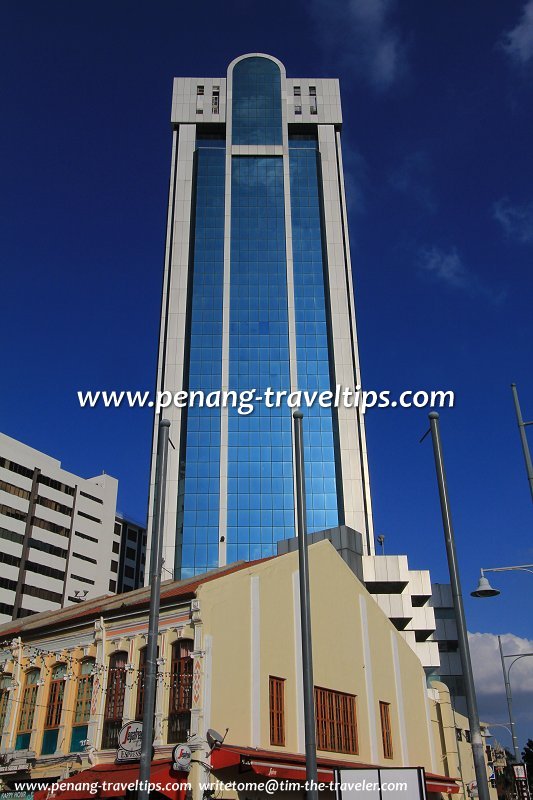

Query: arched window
[135,648,146,722]
[0,674,11,734]
[42,663,67,755]
[70,658,95,752]
[16,668,40,750]
[167,640,193,743]
[231,57,282,146]
[102,652,127,749]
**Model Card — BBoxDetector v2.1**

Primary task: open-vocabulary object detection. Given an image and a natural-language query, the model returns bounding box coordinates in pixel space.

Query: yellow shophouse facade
[0,542,494,800]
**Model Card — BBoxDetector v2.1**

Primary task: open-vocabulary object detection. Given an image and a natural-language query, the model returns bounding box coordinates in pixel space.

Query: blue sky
[2,1,533,746]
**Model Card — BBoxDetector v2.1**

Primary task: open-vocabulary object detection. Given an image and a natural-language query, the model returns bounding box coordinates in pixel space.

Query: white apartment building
[0,432,118,624]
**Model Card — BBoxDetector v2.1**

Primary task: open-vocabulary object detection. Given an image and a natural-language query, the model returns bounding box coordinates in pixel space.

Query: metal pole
[293,411,319,800]
[498,636,521,762]
[428,412,490,800]
[511,383,533,503]
[139,419,171,800]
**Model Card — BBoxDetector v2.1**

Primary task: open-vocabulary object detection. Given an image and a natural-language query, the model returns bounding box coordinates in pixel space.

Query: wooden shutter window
[380,701,394,758]
[269,677,285,746]
[314,687,358,755]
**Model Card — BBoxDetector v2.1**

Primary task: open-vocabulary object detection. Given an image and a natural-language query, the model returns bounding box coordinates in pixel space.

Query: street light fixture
[471,564,533,598]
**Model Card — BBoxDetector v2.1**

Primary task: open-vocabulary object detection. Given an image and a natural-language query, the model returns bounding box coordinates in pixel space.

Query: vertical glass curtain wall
[289,138,339,532]
[179,141,225,578]
[227,156,294,563]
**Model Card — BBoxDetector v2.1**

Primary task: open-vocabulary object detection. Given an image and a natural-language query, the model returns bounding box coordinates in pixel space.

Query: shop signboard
[115,722,143,764]
[335,768,428,800]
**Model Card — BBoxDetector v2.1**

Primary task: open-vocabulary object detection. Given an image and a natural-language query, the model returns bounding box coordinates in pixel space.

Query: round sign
[172,743,192,771]
[117,722,143,753]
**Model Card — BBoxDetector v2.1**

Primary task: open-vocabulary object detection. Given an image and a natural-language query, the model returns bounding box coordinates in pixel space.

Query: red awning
[212,745,461,794]
[34,760,189,800]
[425,776,461,795]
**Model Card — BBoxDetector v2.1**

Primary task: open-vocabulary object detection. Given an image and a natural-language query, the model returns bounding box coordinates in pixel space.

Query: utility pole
[427,413,490,800]
[139,419,171,800]
[498,636,521,762]
[511,384,533,503]
[293,411,318,800]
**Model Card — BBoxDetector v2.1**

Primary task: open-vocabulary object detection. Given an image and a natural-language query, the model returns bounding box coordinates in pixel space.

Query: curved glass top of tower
[231,56,282,146]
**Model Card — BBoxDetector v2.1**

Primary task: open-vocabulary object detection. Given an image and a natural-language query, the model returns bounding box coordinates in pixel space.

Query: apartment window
[0,504,26,523]
[212,87,220,114]
[0,674,11,732]
[0,479,30,500]
[112,541,120,554]
[70,658,94,752]
[294,86,301,96]
[0,577,17,593]
[196,85,204,114]
[70,574,95,586]
[0,457,33,480]
[0,602,14,617]
[109,579,116,592]
[114,522,121,536]
[16,669,40,750]
[124,566,134,579]
[135,648,146,721]
[309,86,317,114]
[42,663,66,755]
[126,546,136,560]
[25,560,64,581]
[464,730,471,743]
[75,530,98,544]
[379,701,393,758]
[29,537,67,559]
[0,552,20,569]
[127,529,138,542]
[73,552,97,565]
[0,526,24,546]
[24,584,62,603]
[33,516,69,537]
[36,495,72,516]
[314,687,358,754]
[79,491,103,504]
[102,652,127,749]
[38,475,74,496]
[111,560,118,573]
[167,640,193,743]
[269,677,285,746]
[78,511,101,524]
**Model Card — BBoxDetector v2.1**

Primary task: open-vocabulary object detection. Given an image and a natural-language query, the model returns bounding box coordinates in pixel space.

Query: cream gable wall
[198,540,435,770]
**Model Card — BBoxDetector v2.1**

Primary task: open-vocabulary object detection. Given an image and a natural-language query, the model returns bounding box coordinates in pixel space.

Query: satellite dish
[206,729,225,750]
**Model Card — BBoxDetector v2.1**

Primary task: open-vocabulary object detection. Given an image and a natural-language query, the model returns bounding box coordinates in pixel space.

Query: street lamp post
[471,565,533,598]
[498,638,533,763]
[139,419,171,800]
[470,570,533,763]
[293,411,319,800]
[426,413,491,800]
[511,383,533,503]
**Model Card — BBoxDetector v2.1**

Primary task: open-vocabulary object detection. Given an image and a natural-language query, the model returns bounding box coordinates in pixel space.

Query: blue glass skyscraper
[148,55,375,579]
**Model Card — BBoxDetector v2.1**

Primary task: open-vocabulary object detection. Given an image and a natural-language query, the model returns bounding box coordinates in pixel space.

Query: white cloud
[307,0,406,91]
[418,246,469,289]
[469,632,533,730]
[493,197,533,244]
[501,0,533,64]
[418,245,506,304]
